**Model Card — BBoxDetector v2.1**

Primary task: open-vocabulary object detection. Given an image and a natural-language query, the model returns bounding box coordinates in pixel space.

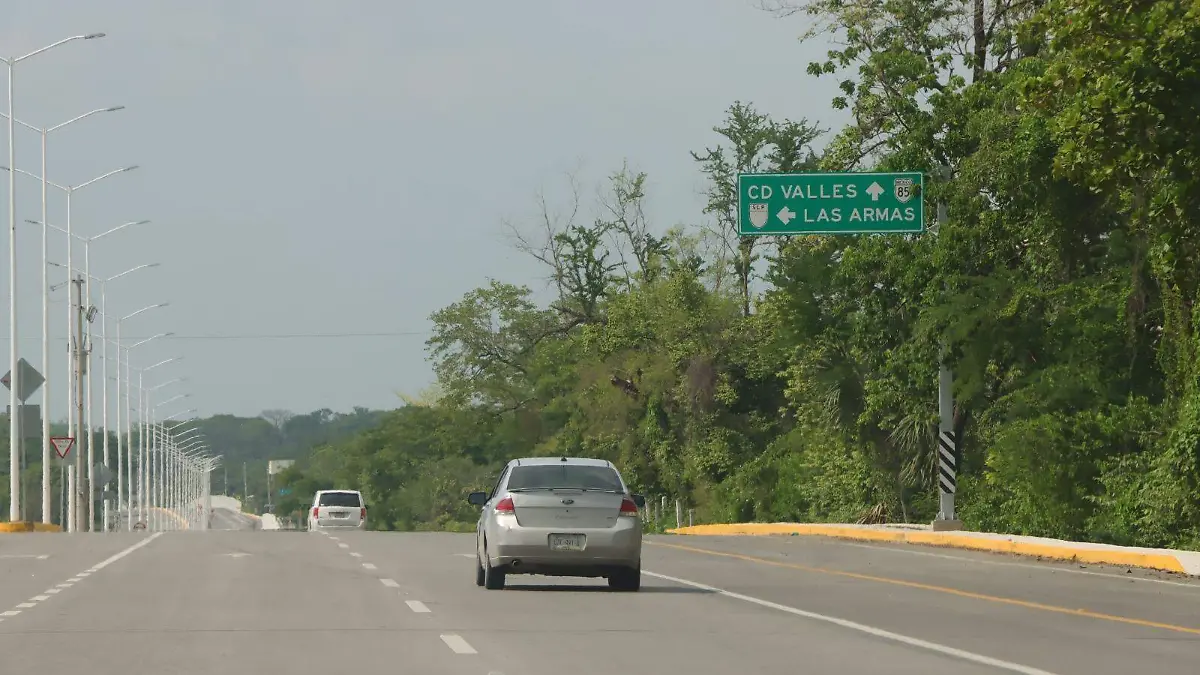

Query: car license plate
[549,534,585,551]
[331,511,347,518]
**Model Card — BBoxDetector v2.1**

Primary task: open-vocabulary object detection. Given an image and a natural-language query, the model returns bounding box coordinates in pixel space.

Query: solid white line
[440,634,477,654]
[642,570,1061,675]
[834,540,1200,590]
[380,578,400,588]
[38,554,48,560]
[454,553,474,558]
[406,600,431,613]
[75,572,90,577]
[362,563,377,570]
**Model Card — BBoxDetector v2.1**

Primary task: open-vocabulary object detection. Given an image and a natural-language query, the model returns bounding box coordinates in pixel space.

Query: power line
[1,330,432,341]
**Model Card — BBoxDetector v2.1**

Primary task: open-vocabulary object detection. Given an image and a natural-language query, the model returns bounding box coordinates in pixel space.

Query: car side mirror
[631,493,646,508]
[467,491,488,506]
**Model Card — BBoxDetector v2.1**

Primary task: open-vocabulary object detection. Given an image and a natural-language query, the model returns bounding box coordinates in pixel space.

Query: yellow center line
[649,540,1200,637]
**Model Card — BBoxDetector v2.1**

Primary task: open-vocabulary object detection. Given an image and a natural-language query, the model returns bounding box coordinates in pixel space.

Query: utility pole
[242,462,248,507]
[72,276,87,533]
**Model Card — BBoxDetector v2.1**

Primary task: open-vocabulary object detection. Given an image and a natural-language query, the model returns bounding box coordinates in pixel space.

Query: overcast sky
[0,1,841,421]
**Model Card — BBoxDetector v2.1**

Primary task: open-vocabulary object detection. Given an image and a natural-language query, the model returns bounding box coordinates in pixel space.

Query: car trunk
[316,493,362,526]
[510,489,624,529]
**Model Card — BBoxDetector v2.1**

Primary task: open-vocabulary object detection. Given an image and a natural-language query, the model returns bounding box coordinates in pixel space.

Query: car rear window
[318,492,362,507]
[507,465,624,492]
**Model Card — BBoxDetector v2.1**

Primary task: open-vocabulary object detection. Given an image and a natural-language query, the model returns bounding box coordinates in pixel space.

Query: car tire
[482,546,506,590]
[608,565,641,592]
[475,553,486,587]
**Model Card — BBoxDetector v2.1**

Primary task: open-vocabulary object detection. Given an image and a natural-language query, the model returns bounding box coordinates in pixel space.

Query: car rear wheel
[608,565,641,592]
[482,546,506,590]
[475,553,486,587]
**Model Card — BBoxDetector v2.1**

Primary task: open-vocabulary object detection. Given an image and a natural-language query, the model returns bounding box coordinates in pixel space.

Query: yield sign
[50,436,75,459]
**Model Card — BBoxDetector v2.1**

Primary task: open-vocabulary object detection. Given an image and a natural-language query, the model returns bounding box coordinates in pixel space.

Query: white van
[308,489,367,531]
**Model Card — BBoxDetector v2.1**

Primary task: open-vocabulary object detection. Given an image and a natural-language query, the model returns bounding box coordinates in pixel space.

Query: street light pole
[3,32,106,522]
[39,221,153,531]
[95,266,159,531]
[1,105,125,525]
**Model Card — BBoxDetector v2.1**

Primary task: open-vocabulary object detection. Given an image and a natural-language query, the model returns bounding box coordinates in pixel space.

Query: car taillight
[619,497,639,517]
[494,497,515,513]
[360,507,366,520]
[312,507,319,518]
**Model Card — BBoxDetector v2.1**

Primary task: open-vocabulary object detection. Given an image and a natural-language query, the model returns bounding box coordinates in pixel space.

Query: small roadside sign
[1,358,45,403]
[50,436,75,460]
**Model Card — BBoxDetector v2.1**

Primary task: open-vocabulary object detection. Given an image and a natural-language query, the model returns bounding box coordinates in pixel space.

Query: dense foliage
[275,0,1200,548]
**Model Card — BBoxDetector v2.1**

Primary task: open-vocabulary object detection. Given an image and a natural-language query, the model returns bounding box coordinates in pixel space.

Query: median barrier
[0,522,62,533]
[666,522,1200,576]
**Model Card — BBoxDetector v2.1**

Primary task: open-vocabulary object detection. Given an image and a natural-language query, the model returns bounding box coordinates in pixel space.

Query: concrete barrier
[666,522,1200,576]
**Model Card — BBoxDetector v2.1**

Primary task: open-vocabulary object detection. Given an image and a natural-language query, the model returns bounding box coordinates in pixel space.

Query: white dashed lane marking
[440,634,477,654]
[0,533,162,626]
[349,552,362,558]
[406,600,430,613]
[362,563,377,570]
[380,578,400,588]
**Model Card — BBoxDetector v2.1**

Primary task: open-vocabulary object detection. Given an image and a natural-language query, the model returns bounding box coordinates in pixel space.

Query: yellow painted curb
[0,522,63,533]
[666,523,1191,575]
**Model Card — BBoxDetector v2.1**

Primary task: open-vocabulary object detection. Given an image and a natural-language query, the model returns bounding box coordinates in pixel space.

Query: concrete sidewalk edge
[666,523,1200,576]
[0,522,63,533]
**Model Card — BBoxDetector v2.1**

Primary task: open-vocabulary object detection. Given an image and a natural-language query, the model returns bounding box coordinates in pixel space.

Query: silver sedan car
[468,457,646,591]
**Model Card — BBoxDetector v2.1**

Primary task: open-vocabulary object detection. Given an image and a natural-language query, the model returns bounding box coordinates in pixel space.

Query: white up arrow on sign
[866,182,885,201]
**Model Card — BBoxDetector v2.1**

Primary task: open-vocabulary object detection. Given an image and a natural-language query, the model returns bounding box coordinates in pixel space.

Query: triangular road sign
[50,436,75,459]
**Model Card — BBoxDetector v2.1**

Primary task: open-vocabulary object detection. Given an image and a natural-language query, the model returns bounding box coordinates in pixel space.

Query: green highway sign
[738,171,925,235]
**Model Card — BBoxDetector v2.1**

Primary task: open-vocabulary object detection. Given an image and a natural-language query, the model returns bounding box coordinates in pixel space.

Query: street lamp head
[105,106,125,112]
[84,33,106,39]
[122,165,139,172]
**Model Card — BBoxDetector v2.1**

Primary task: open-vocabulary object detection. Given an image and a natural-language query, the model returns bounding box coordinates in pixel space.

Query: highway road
[209,507,261,531]
[1,530,1198,674]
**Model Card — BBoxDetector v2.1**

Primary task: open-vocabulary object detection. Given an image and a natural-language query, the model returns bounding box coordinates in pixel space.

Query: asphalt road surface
[1,529,1199,674]
[209,507,261,531]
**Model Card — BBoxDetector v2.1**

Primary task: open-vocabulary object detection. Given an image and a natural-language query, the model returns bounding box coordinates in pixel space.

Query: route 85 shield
[893,178,914,204]
[749,203,769,228]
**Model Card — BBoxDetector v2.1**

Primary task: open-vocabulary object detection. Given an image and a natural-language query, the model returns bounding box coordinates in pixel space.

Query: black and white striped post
[933,167,962,531]
[936,354,959,525]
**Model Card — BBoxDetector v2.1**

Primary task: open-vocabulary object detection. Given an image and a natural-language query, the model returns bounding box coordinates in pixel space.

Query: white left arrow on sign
[777,206,796,224]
